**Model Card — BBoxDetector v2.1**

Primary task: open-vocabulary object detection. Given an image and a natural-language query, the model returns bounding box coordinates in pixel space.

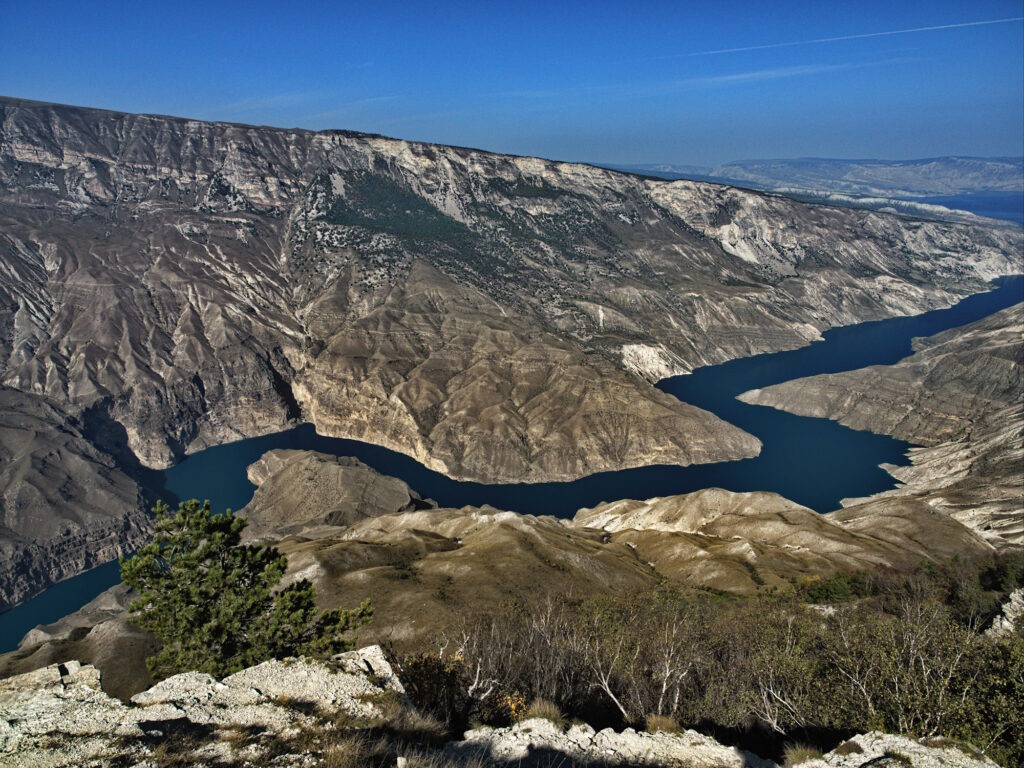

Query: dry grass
[783,742,824,766]
[146,737,210,767]
[398,746,492,767]
[320,731,382,768]
[274,690,449,768]
[644,714,680,734]
[359,688,447,744]
[921,735,985,758]
[525,698,567,729]
[316,730,494,768]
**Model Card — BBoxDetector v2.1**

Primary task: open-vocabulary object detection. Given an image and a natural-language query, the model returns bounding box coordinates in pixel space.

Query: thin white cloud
[652,57,912,95]
[206,91,323,116]
[491,58,910,106]
[678,62,854,86]
[684,16,1023,57]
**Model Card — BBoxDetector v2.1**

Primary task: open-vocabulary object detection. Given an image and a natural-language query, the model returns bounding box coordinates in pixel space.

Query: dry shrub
[526,698,567,729]
[322,732,373,768]
[783,742,823,766]
[832,739,864,755]
[644,714,680,734]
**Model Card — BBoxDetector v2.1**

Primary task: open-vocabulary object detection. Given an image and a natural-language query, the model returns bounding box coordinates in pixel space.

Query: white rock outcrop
[448,720,1003,767]
[801,731,1000,768]
[0,647,400,767]
[986,588,1024,638]
[0,654,1004,767]
[447,717,776,767]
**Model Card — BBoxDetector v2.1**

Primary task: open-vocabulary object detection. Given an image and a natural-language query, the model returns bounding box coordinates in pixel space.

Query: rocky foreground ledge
[0,647,1001,768]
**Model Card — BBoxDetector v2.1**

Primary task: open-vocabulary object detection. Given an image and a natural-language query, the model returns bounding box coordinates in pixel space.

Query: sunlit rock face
[3,97,1020,483]
[0,647,404,766]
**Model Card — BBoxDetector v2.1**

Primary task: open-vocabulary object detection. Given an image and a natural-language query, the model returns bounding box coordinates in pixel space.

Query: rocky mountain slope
[2,97,1021,481]
[740,304,1024,546]
[0,651,1000,768]
[3,451,992,696]
[262,458,990,644]
[2,96,1021,608]
[241,449,436,539]
[0,387,146,610]
[3,584,157,700]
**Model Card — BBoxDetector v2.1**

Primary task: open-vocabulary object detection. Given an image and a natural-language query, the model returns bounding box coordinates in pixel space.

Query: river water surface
[2,276,1021,652]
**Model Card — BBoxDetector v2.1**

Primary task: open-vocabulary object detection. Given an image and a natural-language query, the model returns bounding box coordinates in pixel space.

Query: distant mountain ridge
[712,156,1024,197]
[611,156,1024,225]
[617,156,1023,197]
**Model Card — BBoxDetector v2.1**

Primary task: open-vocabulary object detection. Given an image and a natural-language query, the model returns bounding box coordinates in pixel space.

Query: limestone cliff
[2,96,1020,485]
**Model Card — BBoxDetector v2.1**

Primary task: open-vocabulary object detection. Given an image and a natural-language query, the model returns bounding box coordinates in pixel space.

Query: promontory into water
[742,303,1024,548]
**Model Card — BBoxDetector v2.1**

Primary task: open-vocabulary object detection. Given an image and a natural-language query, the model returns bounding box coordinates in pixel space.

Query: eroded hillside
[4,450,991,691]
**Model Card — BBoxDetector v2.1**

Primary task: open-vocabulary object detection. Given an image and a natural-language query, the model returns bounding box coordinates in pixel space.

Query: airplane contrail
[687,16,1024,57]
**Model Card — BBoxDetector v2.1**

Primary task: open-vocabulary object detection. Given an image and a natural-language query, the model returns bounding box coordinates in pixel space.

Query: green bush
[800,573,854,603]
[121,499,371,680]
[947,632,1024,767]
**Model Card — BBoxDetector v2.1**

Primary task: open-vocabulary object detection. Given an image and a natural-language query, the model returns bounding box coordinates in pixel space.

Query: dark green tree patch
[322,173,475,244]
[120,499,371,680]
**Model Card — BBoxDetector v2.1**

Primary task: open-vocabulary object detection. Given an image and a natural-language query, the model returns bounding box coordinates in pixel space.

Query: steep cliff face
[741,304,1024,546]
[0,388,146,610]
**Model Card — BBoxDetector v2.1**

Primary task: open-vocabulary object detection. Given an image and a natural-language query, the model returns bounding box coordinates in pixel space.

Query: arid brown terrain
[2,446,995,698]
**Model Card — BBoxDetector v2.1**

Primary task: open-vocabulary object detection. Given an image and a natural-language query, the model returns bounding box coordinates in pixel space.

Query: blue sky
[1,1,1022,166]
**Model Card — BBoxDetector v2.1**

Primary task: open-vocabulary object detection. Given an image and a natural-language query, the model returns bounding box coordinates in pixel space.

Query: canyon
[1,98,1021,765]
[0,95,1021,617]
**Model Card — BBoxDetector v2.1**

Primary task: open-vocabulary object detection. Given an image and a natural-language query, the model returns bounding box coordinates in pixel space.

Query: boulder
[447,717,775,767]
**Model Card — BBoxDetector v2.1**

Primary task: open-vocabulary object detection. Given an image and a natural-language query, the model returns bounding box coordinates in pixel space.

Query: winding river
[2,275,1022,652]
